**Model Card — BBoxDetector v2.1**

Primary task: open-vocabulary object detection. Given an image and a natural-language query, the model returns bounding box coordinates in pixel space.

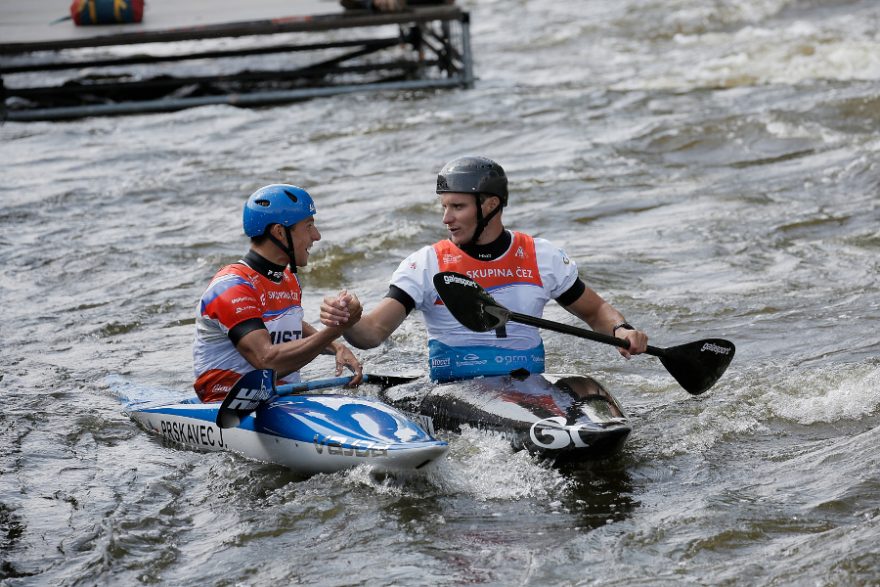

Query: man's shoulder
[212,260,249,277]
[511,230,545,244]
[400,243,440,262]
[203,263,259,297]
[520,233,565,253]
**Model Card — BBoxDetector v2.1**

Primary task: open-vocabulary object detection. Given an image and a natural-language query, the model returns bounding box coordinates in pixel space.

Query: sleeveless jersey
[193,262,304,402]
[389,231,580,381]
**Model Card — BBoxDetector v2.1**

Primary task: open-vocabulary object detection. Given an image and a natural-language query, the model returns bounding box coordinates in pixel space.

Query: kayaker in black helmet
[192,184,363,403]
[435,155,508,251]
[320,156,647,382]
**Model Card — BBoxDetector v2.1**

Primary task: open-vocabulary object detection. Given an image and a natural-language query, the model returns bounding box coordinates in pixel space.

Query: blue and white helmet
[242,184,317,237]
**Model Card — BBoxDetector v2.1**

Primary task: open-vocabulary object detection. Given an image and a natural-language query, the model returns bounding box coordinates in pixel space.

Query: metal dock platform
[0,0,473,121]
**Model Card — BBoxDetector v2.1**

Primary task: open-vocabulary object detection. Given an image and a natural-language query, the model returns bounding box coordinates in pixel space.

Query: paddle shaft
[276,375,356,396]
[433,270,733,395]
[505,309,734,395]
[275,373,419,396]
[216,371,421,428]
[508,311,667,357]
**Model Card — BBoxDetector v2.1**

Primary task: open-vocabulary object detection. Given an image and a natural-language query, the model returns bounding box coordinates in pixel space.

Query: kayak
[380,372,631,462]
[124,391,448,476]
[397,269,735,461]
[120,367,626,471]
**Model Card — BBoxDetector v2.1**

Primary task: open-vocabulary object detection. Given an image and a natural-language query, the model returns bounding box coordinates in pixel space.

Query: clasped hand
[321,290,363,328]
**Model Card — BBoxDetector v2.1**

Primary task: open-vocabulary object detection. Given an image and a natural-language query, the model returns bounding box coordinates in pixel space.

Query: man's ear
[270,224,290,244]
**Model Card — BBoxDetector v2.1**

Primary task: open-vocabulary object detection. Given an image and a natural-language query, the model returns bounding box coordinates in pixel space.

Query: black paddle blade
[216,369,276,428]
[658,339,735,395]
[433,271,510,332]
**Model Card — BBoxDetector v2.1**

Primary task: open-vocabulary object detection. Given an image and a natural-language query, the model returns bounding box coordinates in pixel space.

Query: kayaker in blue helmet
[319,156,647,382]
[193,184,363,403]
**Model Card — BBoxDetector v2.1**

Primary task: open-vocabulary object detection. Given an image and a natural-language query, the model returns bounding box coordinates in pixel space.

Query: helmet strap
[267,225,299,273]
[464,194,502,249]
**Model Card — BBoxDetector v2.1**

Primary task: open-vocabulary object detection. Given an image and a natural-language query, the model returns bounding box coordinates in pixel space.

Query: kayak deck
[380,373,631,462]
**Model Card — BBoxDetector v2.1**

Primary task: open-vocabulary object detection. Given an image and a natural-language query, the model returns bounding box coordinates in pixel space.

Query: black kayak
[379,372,631,462]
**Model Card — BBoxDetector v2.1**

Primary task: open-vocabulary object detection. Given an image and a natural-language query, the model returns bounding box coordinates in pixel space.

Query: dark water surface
[2,0,879,585]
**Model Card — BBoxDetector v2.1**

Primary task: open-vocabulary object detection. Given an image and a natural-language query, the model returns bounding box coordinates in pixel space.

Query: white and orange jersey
[192,261,304,402]
[390,231,580,380]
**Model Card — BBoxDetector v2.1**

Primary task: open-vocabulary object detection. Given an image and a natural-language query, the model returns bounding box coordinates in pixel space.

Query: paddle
[216,370,420,428]
[432,271,735,395]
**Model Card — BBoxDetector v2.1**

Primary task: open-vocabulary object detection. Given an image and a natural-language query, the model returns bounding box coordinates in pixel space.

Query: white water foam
[639,361,880,458]
[767,362,880,425]
[613,15,880,91]
[416,427,574,502]
[105,374,191,409]
[304,429,573,503]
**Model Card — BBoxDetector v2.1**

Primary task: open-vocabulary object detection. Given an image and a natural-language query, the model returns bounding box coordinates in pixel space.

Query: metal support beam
[1,6,474,122]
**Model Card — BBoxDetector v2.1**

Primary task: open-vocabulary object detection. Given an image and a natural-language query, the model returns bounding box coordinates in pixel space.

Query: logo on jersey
[443,253,463,265]
[465,267,535,280]
[459,353,487,367]
[271,330,303,344]
[267,290,299,302]
[515,246,525,259]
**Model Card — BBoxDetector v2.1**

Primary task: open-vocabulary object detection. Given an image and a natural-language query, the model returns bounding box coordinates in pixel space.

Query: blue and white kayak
[123,374,448,476]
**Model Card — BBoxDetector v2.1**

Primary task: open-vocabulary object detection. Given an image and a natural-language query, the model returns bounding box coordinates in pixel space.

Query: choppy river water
[2,0,879,585]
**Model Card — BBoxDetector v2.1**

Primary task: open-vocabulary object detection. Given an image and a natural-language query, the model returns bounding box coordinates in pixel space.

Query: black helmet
[436,156,508,206]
